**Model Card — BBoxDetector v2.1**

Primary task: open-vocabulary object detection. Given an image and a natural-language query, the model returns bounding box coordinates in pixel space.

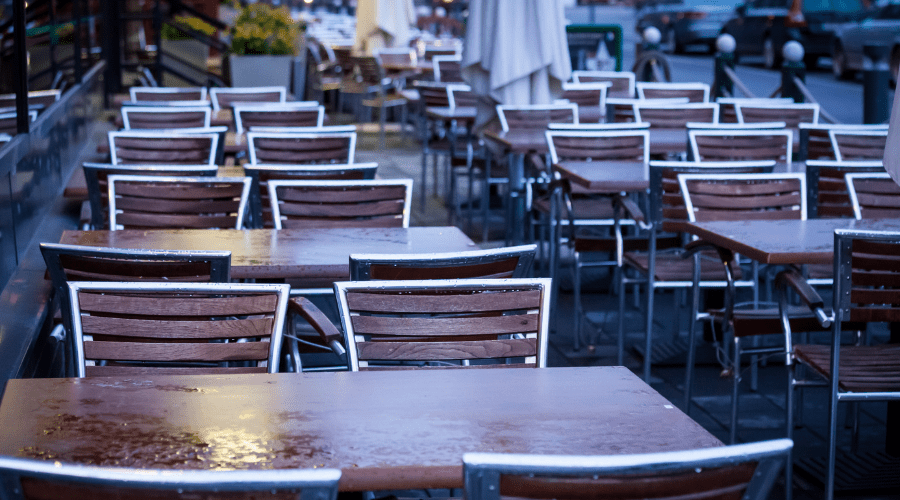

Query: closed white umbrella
[462,0,571,125]
[355,0,416,55]
[885,89,900,184]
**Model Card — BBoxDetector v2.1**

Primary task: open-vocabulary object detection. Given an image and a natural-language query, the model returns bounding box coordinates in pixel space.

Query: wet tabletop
[684,218,900,265]
[59,227,477,280]
[554,161,649,192]
[483,128,688,156]
[0,367,721,491]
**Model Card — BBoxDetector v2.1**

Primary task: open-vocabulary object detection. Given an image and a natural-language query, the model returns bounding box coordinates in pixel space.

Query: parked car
[830,0,900,80]
[636,0,744,53]
[719,0,865,69]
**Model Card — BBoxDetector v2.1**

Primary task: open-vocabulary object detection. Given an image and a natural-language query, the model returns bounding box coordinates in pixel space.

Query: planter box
[161,38,210,87]
[229,54,294,90]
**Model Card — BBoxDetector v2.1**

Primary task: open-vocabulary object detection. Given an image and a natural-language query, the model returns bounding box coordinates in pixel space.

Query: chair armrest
[682,239,735,265]
[775,268,831,328]
[614,194,651,230]
[288,297,346,356]
[527,153,547,174]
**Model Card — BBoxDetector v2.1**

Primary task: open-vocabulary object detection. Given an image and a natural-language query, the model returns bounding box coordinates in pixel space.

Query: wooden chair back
[846,172,900,220]
[244,162,378,228]
[689,129,793,164]
[637,82,710,102]
[335,278,552,370]
[805,160,885,218]
[546,130,650,168]
[571,70,635,97]
[375,48,417,68]
[130,87,207,102]
[448,84,477,108]
[0,110,37,135]
[833,230,900,324]
[120,106,211,130]
[268,179,411,229]
[798,124,888,161]
[424,44,462,61]
[414,81,452,108]
[68,282,290,377]
[606,98,688,123]
[633,103,718,128]
[233,103,325,134]
[247,131,357,165]
[0,456,340,500]
[679,173,807,222]
[561,82,610,123]
[209,86,286,111]
[108,175,252,230]
[716,97,793,123]
[462,439,792,500]
[108,131,218,165]
[496,104,578,131]
[0,89,61,110]
[735,103,819,127]
[433,55,464,82]
[830,130,888,161]
[350,244,537,281]
[83,163,218,229]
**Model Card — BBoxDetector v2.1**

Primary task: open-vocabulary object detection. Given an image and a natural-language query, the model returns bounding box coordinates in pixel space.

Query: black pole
[862,44,891,125]
[713,51,735,100]
[781,59,806,103]
[153,0,163,83]
[49,0,58,86]
[12,0,29,135]
[101,0,122,102]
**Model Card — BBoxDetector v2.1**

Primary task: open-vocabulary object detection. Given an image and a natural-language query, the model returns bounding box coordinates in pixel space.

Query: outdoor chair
[347,55,409,147]
[0,89,61,111]
[247,131,357,165]
[107,130,218,165]
[244,162,378,228]
[716,97,793,123]
[120,106,211,129]
[462,439,792,500]
[233,103,325,134]
[689,129,793,164]
[735,102,819,127]
[805,160,885,218]
[560,82,610,123]
[778,229,900,499]
[334,278,552,370]
[40,243,232,376]
[798,123,888,161]
[830,129,889,161]
[678,172,814,444]
[605,97,688,123]
[632,102,719,129]
[432,54,464,82]
[615,161,775,382]
[0,456,340,500]
[496,104,578,131]
[209,86,286,111]
[636,81,710,102]
[268,179,412,229]
[67,281,290,376]
[129,86,207,102]
[0,110,36,135]
[108,175,252,230]
[846,172,900,219]
[571,70,636,97]
[82,163,218,229]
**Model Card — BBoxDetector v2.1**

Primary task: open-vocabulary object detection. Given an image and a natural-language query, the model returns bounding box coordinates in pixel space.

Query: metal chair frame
[120,106,212,130]
[107,175,252,230]
[846,171,898,220]
[805,160,884,218]
[233,103,325,134]
[798,123,889,161]
[267,178,413,229]
[209,86,287,111]
[571,70,636,97]
[463,439,792,500]
[68,281,291,377]
[829,129,889,162]
[107,131,219,166]
[246,131,357,165]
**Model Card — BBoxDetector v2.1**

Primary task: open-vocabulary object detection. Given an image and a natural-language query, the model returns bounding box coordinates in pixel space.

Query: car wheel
[763,36,781,70]
[662,28,676,54]
[832,44,852,80]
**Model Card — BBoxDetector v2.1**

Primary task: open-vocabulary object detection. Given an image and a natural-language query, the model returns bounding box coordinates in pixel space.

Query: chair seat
[711,305,827,338]
[794,344,900,392]
[532,197,616,220]
[624,250,744,282]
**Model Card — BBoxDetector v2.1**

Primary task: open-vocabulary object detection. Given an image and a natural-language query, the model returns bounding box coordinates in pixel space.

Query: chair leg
[730,337,741,445]
[379,103,386,149]
[420,147,429,208]
[684,258,701,414]
[618,270,627,366]
[574,254,583,352]
[785,363,795,500]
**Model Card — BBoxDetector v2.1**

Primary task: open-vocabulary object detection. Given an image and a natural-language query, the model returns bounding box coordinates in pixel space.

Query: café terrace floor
[52,119,897,499]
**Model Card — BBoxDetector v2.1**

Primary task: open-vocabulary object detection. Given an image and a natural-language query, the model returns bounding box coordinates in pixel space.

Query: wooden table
[0,367,722,491]
[425,106,477,124]
[59,226,477,280]
[682,218,900,265]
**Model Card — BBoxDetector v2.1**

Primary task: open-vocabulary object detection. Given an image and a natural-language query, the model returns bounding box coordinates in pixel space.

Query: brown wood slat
[351,314,539,336]
[84,340,270,362]
[689,192,801,210]
[81,316,274,339]
[849,307,900,322]
[850,288,900,305]
[59,255,214,280]
[115,198,240,214]
[277,186,406,203]
[807,130,836,159]
[356,338,537,361]
[693,209,803,222]
[114,137,213,149]
[740,108,815,127]
[794,344,900,392]
[280,199,403,218]
[216,91,282,107]
[254,137,349,150]
[347,289,542,314]
[241,111,320,128]
[851,253,900,272]
[638,108,715,128]
[280,217,402,228]
[115,213,237,229]
[503,110,575,129]
[852,239,900,255]
[640,88,706,102]
[114,183,245,199]
[84,365,267,376]
[686,179,800,197]
[132,90,203,100]
[255,149,351,164]
[77,292,278,316]
[114,149,211,164]
[851,270,900,287]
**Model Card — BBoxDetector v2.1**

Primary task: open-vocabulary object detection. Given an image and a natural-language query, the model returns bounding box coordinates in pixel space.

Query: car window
[803,0,833,12]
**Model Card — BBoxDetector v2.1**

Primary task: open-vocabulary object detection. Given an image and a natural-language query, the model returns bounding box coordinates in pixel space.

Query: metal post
[153,0,163,84]
[102,0,123,102]
[781,61,805,103]
[862,44,891,125]
[12,0,29,135]
[73,0,84,83]
[49,0,59,85]
[714,52,735,100]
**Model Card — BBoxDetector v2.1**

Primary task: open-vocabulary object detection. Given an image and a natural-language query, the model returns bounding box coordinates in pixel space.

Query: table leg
[889,323,900,456]
[507,152,526,245]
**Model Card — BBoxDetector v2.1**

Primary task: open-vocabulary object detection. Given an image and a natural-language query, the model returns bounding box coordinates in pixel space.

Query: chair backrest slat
[636,82,710,102]
[209,86,286,111]
[546,130,650,173]
[846,172,900,220]
[736,103,819,127]
[350,245,537,281]
[121,106,211,130]
[130,87,207,102]
[679,173,807,222]
[633,103,718,128]
[247,132,357,165]
[233,103,325,135]
[830,130,888,161]
[268,179,412,229]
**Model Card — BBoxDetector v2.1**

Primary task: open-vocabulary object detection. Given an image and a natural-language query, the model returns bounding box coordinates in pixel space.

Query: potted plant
[160,15,216,87]
[227,3,305,89]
